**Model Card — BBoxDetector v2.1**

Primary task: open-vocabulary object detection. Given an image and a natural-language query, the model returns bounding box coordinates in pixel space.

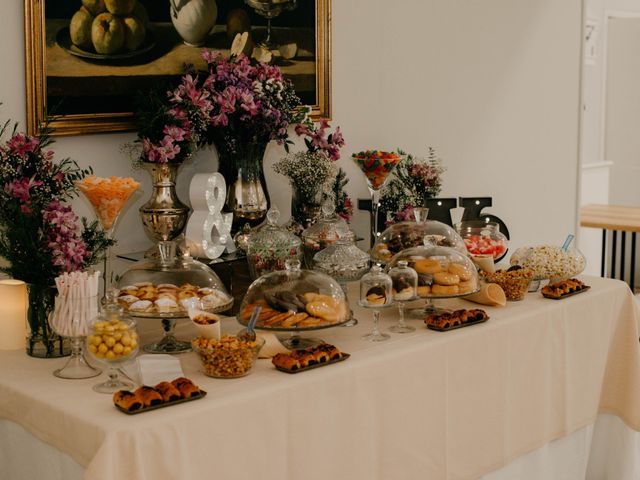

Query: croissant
[171,377,200,399]
[155,381,181,402]
[134,386,163,407]
[113,390,143,412]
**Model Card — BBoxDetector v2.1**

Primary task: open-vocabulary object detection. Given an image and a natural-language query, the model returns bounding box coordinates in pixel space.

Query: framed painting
[24,0,331,136]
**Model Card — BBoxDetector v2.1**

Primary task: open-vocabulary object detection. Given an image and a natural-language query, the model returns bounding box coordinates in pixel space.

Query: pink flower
[163,125,188,142]
[7,133,39,157]
[43,201,89,272]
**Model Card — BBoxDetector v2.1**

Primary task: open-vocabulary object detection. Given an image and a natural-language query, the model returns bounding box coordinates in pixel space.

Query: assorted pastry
[364,285,389,306]
[192,335,263,378]
[117,282,232,315]
[425,309,489,330]
[241,287,348,329]
[541,278,589,299]
[272,343,346,372]
[408,258,478,297]
[113,377,204,413]
[482,265,534,301]
[392,276,415,301]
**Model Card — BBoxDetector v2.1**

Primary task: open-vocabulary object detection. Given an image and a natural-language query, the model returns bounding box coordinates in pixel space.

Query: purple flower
[7,133,40,157]
[43,200,89,272]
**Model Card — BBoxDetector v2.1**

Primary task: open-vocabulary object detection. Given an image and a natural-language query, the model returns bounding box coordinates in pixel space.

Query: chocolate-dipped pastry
[393,276,412,292]
[417,273,434,286]
[113,390,143,412]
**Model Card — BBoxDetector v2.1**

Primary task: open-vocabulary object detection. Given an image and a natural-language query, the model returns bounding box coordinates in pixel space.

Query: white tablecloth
[1,276,639,480]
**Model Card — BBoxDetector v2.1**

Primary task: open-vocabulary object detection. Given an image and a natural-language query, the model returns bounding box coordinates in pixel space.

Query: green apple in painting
[104,0,136,16]
[70,7,94,50]
[91,13,125,54]
[81,0,106,16]
[132,2,149,28]
[123,16,145,51]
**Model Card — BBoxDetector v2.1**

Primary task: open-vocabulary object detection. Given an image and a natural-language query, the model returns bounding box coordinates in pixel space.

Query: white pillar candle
[0,279,27,350]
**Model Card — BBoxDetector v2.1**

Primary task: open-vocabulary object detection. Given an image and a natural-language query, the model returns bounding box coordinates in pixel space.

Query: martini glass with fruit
[77,176,140,296]
[352,150,402,248]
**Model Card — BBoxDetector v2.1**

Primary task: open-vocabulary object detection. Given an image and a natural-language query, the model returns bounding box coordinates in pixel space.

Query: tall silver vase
[139,163,191,245]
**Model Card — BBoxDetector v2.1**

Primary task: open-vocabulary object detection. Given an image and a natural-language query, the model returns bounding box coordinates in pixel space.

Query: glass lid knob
[285,258,301,271]
[413,207,429,223]
[321,199,335,217]
[266,207,280,225]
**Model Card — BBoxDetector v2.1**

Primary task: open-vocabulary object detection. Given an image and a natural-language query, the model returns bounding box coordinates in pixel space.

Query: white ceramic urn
[170,0,218,47]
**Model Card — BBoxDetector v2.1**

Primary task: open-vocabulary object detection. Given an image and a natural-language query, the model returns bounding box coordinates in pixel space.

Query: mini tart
[118,294,140,305]
[129,300,153,312]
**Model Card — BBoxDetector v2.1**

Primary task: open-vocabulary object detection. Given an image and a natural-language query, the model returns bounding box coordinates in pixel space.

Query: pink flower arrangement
[135,51,304,165]
[0,122,112,285]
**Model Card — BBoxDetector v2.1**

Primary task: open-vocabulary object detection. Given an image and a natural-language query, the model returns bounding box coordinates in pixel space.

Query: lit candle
[0,279,28,350]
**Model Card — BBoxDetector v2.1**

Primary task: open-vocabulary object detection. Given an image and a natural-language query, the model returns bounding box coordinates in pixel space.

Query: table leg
[601,229,607,277]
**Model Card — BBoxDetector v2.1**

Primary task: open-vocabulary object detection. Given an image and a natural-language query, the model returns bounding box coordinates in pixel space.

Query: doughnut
[431,284,460,296]
[416,285,431,297]
[448,263,473,281]
[458,279,478,293]
[413,258,444,274]
[433,272,460,286]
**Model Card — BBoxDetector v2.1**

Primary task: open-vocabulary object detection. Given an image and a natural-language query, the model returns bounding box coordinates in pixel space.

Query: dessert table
[1,276,640,480]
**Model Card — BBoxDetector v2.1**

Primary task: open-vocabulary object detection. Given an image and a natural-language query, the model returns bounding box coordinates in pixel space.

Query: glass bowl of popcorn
[510,244,586,284]
[192,335,265,378]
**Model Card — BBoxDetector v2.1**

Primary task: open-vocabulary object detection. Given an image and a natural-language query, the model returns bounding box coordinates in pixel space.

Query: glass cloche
[246,207,302,279]
[388,244,480,299]
[301,201,350,268]
[371,219,467,265]
[238,259,349,331]
[116,241,233,318]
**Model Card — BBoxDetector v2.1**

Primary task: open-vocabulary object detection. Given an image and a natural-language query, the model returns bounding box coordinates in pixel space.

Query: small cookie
[417,285,431,297]
[433,272,460,286]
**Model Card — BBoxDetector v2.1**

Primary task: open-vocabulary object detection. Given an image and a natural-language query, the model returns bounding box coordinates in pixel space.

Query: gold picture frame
[25,0,331,136]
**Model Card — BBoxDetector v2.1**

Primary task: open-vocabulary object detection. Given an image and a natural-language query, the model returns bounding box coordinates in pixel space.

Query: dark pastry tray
[426,316,489,332]
[274,353,350,374]
[114,390,207,415]
[542,285,590,300]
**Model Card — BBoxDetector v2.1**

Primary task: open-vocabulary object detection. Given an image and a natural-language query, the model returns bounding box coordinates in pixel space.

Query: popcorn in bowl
[510,245,586,281]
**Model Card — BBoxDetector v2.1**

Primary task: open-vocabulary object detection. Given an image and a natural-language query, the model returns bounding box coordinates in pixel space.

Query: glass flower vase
[26,284,70,358]
[290,184,324,231]
[217,142,270,231]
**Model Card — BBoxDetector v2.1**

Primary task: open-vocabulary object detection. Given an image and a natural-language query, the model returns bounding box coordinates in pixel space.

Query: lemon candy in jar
[86,290,139,393]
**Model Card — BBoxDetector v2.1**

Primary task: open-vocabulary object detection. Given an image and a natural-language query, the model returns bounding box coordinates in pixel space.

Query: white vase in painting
[170,0,218,47]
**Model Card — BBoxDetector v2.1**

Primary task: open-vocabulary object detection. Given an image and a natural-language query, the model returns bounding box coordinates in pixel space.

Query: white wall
[1,0,582,264]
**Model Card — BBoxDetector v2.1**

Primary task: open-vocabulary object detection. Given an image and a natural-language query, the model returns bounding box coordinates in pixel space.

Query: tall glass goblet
[77,176,140,296]
[352,150,402,248]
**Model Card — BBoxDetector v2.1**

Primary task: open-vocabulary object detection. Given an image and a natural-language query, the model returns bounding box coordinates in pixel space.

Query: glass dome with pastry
[371,218,467,265]
[238,259,349,332]
[301,201,350,268]
[116,241,233,319]
[387,244,480,315]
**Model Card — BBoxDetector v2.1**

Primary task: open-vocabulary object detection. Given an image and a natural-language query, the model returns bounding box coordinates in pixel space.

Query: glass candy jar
[247,208,302,279]
[313,222,370,326]
[359,265,393,342]
[301,201,349,268]
[86,291,139,393]
[456,220,509,263]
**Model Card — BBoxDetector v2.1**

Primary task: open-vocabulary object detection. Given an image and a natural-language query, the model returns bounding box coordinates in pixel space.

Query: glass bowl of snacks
[510,244,586,284]
[192,334,265,378]
[372,219,467,265]
[455,220,509,263]
[482,266,534,301]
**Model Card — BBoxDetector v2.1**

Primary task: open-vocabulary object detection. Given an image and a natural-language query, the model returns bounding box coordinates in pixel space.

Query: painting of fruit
[26,0,329,136]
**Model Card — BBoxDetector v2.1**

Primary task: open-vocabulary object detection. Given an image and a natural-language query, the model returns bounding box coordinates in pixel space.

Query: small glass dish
[482,268,534,301]
[456,220,509,263]
[192,335,265,378]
